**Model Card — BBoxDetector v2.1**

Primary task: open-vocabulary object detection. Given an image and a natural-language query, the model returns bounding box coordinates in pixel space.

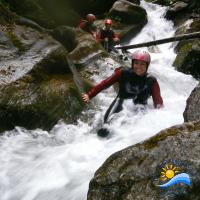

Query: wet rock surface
[0,25,61,84]
[108,0,147,42]
[165,1,189,20]
[173,19,200,79]
[88,121,200,200]
[0,27,85,133]
[184,83,200,122]
[0,4,125,133]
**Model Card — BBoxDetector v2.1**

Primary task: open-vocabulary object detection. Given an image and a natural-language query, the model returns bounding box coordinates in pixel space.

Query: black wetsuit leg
[104,96,124,123]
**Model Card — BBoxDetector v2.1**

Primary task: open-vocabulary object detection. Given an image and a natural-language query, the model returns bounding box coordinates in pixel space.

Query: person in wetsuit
[82,50,163,123]
[97,19,120,52]
[78,14,97,37]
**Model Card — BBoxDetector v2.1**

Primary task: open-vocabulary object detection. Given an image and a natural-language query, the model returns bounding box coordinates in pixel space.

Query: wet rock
[165,1,188,20]
[0,73,84,133]
[0,24,89,133]
[51,26,77,52]
[107,0,147,42]
[0,25,61,84]
[173,18,200,79]
[173,41,200,79]
[5,0,119,29]
[0,3,16,25]
[0,42,91,133]
[126,0,140,5]
[69,0,118,16]
[69,29,105,65]
[184,83,200,122]
[16,16,47,32]
[88,121,200,200]
[6,0,80,28]
[109,0,147,25]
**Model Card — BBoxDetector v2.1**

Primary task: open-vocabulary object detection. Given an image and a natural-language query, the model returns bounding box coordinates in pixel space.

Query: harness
[118,68,156,105]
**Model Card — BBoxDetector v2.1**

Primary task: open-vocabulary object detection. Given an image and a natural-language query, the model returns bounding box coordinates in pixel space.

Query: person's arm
[82,68,121,103]
[97,29,109,43]
[89,24,97,37]
[78,20,85,29]
[151,80,164,108]
[113,32,120,43]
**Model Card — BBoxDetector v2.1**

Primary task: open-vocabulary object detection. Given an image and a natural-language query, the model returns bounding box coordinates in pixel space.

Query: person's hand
[92,32,97,38]
[104,37,109,42]
[82,93,90,103]
[113,38,119,43]
[156,104,164,109]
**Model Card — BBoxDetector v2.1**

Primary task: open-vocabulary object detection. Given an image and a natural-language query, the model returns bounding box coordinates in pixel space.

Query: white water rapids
[0,1,198,200]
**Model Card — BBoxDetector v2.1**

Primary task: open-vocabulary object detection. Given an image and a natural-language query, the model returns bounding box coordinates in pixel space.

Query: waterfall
[0,1,198,200]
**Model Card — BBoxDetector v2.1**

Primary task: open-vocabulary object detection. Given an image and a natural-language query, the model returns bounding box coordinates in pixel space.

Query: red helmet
[86,14,96,22]
[132,50,151,66]
[104,19,112,25]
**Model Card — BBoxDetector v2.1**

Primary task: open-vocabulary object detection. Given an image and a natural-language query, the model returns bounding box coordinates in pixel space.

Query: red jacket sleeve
[96,31,103,43]
[87,68,122,99]
[113,32,119,40]
[151,80,164,108]
[78,20,85,29]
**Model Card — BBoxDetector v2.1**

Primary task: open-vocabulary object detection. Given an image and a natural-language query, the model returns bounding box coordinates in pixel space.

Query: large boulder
[5,0,120,28]
[69,29,105,65]
[88,121,200,200]
[0,24,87,133]
[6,0,80,28]
[107,0,147,41]
[109,0,147,25]
[173,19,200,79]
[51,25,106,65]
[165,1,189,20]
[148,0,200,20]
[184,83,200,122]
[51,26,77,52]
[0,24,63,84]
[0,12,122,133]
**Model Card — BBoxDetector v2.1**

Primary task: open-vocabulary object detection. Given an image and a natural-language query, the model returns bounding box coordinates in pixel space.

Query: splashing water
[0,1,198,200]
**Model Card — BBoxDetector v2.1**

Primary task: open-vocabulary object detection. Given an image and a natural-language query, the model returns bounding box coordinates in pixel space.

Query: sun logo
[160,164,180,181]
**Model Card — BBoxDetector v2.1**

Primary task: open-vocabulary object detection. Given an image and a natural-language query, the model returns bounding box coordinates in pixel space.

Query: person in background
[97,19,120,52]
[82,50,163,123]
[78,14,97,37]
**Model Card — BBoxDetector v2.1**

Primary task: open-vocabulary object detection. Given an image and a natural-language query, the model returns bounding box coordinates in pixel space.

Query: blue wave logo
[157,173,191,188]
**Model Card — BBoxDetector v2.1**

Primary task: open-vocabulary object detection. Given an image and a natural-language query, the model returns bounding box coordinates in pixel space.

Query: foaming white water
[0,1,198,200]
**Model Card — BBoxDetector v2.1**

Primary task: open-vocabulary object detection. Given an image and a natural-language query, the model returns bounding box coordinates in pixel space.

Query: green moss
[190,19,200,32]
[173,42,193,68]
[6,30,26,52]
[143,121,200,149]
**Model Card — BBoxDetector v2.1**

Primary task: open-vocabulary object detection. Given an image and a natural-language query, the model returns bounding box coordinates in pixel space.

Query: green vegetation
[6,30,26,52]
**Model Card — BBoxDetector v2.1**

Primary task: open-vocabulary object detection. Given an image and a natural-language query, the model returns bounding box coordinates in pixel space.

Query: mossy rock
[184,83,200,122]
[173,39,200,79]
[0,3,16,25]
[6,0,80,28]
[51,26,77,52]
[88,120,200,200]
[0,74,85,133]
[108,0,147,25]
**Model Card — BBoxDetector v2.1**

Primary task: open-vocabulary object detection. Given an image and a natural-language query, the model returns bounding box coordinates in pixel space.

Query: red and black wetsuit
[78,20,96,36]
[87,67,163,122]
[97,27,119,52]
